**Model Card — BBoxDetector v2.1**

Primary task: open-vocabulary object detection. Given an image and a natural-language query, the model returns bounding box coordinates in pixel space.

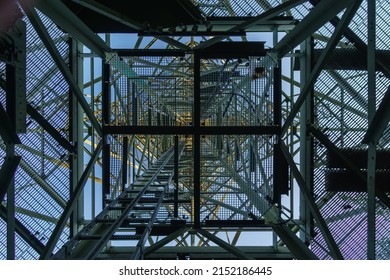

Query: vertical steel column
[131,81,137,182]
[174,135,179,218]
[102,63,111,203]
[5,22,25,256]
[367,0,376,260]
[90,56,96,218]
[272,27,279,251]
[69,39,84,237]
[273,65,286,204]
[6,63,16,259]
[122,136,128,192]
[299,37,314,243]
[132,82,138,126]
[194,53,201,229]
[6,151,15,260]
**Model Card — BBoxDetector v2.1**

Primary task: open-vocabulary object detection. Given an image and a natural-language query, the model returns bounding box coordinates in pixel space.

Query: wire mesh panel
[109,55,193,126]
[0,11,71,259]
[200,135,274,223]
[109,135,124,199]
[312,63,390,258]
[200,57,275,126]
[0,219,40,260]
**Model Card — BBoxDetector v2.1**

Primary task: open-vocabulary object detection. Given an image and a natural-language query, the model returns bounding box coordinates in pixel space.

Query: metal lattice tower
[0,0,389,260]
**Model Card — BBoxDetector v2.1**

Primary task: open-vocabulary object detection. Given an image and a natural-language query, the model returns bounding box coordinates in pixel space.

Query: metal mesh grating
[0,219,40,260]
[312,59,390,259]
[200,135,274,221]
[201,57,275,126]
[109,134,124,199]
[110,55,193,126]
[0,10,71,259]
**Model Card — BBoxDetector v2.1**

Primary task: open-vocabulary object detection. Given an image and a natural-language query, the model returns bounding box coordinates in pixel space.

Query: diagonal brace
[280,141,343,260]
[310,126,390,210]
[363,85,390,144]
[281,0,363,135]
[196,0,307,49]
[19,1,103,137]
[0,205,45,255]
[0,155,21,203]
[143,226,190,257]
[33,0,110,58]
[196,228,255,260]
[27,104,75,153]
[71,0,190,50]
[40,141,102,259]
[272,223,318,260]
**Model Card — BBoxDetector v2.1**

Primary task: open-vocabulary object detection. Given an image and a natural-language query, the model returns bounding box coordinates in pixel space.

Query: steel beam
[104,244,293,260]
[26,104,75,153]
[0,206,45,255]
[271,223,318,260]
[0,96,20,145]
[174,135,179,218]
[102,63,111,199]
[33,0,110,58]
[273,0,355,58]
[143,226,189,257]
[71,0,143,30]
[40,141,102,259]
[196,228,255,260]
[310,126,365,181]
[19,1,103,137]
[0,155,21,203]
[6,20,27,134]
[363,86,390,144]
[17,159,67,208]
[280,142,343,260]
[70,0,190,50]
[281,0,363,135]
[116,49,186,57]
[6,144,15,260]
[327,70,367,111]
[367,0,376,259]
[194,53,201,229]
[200,195,249,217]
[310,125,390,209]
[196,0,306,49]
[121,136,128,191]
[69,38,85,237]
[103,125,280,135]
[139,30,246,37]
[299,36,314,246]
[14,206,58,225]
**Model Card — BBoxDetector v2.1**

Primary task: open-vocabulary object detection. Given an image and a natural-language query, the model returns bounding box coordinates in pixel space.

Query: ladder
[52,141,185,259]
